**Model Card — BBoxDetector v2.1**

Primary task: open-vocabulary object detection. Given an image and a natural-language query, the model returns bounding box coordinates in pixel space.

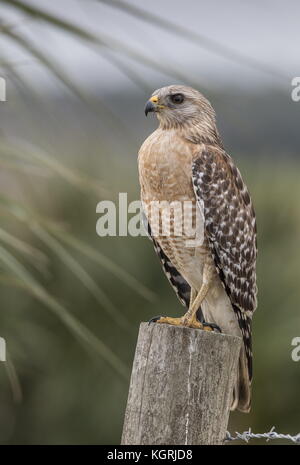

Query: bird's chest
[138,130,209,288]
[138,130,195,201]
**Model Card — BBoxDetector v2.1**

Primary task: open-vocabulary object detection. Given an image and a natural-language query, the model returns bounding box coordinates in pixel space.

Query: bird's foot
[149,315,221,332]
[148,315,186,327]
[202,322,222,333]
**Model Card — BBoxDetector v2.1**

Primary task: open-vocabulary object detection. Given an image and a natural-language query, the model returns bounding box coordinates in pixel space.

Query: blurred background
[0,0,299,445]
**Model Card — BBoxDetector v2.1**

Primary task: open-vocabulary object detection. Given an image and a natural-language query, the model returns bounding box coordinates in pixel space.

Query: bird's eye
[170,93,184,104]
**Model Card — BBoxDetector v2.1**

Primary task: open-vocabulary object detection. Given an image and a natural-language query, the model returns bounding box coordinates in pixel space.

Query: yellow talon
[155,316,183,327]
[155,316,205,330]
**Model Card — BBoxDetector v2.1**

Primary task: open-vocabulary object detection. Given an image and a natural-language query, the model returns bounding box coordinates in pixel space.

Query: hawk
[138,85,257,412]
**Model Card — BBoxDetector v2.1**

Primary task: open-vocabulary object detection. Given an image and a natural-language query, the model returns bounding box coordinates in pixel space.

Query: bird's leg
[180,265,213,329]
[150,287,199,328]
[151,263,218,331]
[190,287,197,308]
[181,263,221,331]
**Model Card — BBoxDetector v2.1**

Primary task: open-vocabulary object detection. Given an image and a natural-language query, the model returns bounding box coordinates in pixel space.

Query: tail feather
[231,346,251,412]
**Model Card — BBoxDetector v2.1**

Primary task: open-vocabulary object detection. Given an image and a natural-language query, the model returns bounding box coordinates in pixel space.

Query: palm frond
[96,0,287,82]
[0,194,155,304]
[0,140,108,197]
[49,226,156,303]
[0,244,129,379]
[0,226,49,273]
[30,223,132,332]
[1,27,133,141]
[1,0,197,88]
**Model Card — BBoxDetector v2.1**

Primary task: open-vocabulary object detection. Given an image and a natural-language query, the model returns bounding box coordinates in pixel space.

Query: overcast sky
[1,0,299,94]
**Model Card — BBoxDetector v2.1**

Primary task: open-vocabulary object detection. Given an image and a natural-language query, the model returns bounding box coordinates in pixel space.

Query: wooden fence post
[121,322,241,445]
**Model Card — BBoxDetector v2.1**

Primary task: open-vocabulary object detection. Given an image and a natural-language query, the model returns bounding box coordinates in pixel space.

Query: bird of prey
[138,85,257,412]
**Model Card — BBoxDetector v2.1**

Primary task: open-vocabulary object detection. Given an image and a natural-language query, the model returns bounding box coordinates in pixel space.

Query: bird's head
[144,85,216,130]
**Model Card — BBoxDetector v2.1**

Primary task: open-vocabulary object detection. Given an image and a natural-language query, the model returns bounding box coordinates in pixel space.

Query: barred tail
[231,345,252,412]
[231,305,253,413]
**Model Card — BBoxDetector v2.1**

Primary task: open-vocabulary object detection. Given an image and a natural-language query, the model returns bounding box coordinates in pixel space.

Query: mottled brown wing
[192,147,257,378]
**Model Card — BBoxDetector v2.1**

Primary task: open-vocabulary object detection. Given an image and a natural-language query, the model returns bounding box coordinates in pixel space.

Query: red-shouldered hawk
[138,85,257,412]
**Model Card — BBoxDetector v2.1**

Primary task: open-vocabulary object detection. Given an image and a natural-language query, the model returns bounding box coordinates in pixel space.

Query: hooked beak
[145,101,155,116]
[144,95,159,116]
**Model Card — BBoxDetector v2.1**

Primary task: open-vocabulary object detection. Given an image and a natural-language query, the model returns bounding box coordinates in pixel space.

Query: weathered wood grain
[121,322,241,445]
